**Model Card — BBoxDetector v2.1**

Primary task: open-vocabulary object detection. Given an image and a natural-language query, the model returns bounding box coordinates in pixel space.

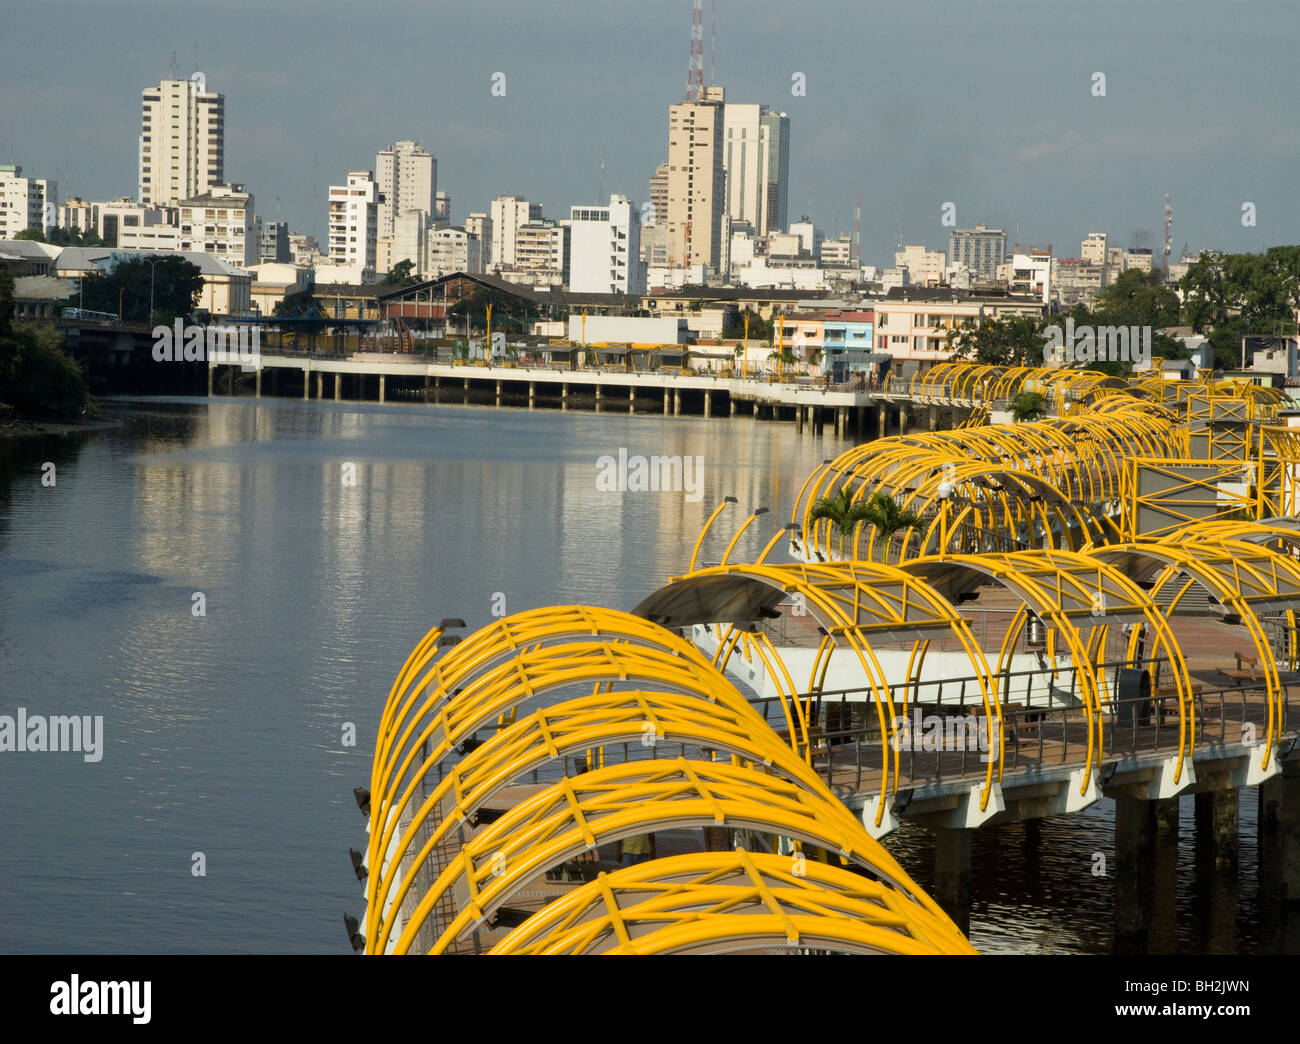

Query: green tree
[947,314,1046,367]
[79,255,203,324]
[13,227,46,242]
[1010,390,1046,422]
[382,259,419,287]
[11,225,103,247]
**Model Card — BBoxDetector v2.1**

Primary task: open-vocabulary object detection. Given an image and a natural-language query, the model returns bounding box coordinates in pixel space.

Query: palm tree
[1010,390,1046,422]
[808,488,922,559]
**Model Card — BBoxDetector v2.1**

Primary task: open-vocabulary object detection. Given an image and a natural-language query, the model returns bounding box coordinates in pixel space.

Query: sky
[2,0,1298,267]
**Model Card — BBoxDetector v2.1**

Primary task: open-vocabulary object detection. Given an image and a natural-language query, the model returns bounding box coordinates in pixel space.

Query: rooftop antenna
[686,0,703,101]
[710,0,717,85]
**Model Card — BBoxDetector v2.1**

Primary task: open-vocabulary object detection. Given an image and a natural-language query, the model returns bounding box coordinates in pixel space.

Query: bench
[1218,651,1259,685]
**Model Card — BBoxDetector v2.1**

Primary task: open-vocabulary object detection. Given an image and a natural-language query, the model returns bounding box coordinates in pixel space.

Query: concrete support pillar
[562,384,569,411]
[703,390,712,418]
[753,400,760,418]
[673,389,681,416]
[795,404,803,432]
[663,387,670,415]
[495,380,502,405]
[628,386,635,414]
[933,827,973,937]
[899,404,909,435]
[1149,797,1180,953]
[1114,795,1152,954]
[1282,761,1300,906]
[878,403,888,439]
[254,368,262,398]
[302,368,309,399]
[594,385,602,413]
[836,407,846,438]
[929,405,939,431]
[227,367,235,394]
[334,373,341,402]
[529,382,536,408]
[1195,789,1238,866]
[378,375,386,404]
[463,377,470,391]
[856,404,865,432]
[315,372,323,399]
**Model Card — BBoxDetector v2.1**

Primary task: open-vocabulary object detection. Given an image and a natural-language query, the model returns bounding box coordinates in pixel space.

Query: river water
[0,396,1288,953]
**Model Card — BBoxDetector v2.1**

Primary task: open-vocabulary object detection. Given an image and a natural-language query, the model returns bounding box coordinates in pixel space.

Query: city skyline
[3,0,1299,267]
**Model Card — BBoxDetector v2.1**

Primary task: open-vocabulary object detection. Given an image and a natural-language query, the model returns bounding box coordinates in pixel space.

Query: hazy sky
[3,0,1297,266]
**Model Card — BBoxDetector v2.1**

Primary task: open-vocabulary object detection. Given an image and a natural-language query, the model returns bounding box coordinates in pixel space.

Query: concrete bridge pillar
[1195,789,1238,866]
[856,404,865,432]
[302,368,310,399]
[463,377,470,391]
[1150,797,1181,953]
[933,827,973,937]
[226,367,235,395]
[795,404,804,432]
[529,382,536,408]
[495,380,503,405]
[378,375,386,404]
[663,388,670,415]
[899,404,909,435]
[562,384,569,411]
[1114,795,1153,954]
[753,400,760,418]
[595,385,602,413]
[1281,760,1300,906]
[673,389,681,416]
[334,373,341,401]
[316,372,323,399]
[929,405,939,431]
[207,367,215,396]
[703,390,712,418]
[878,403,888,439]
[729,396,737,417]
[628,386,635,414]
[254,369,262,398]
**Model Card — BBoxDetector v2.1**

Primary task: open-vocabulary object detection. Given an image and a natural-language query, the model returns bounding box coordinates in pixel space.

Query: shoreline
[0,416,123,441]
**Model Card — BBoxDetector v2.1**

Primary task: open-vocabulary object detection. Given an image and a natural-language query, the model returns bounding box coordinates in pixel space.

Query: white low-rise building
[179,184,255,267]
[0,165,57,239]
[565,195,642,295]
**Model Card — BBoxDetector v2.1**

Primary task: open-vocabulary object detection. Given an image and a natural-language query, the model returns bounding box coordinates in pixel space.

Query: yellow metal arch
[490,849,977,955]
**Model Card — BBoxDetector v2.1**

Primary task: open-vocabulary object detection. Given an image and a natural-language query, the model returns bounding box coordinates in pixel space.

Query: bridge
[349,365,1300,955]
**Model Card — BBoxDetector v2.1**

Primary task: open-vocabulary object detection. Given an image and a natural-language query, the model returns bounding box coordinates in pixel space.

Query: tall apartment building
[434,190,450,224]
[0,165,57,238]
[139,77,225,207]
[464,214,492,274]
[489,194,542,269]
[566,195,643,295]
[180,183,255,267]
[328,170,380,276]
[721,103,789,237]
[666,87,726,271]
[513,221,568,281]
[947,225,1006,283]
[375,140,434,239]
[640,163,671,266]
[894,244,947,286]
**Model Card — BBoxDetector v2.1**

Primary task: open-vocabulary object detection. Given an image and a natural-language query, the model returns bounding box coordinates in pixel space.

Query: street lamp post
[142,256,161,325]
[936,480,954,553]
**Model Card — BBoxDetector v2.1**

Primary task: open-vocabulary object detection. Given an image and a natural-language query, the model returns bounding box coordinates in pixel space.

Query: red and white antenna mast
[686,0,704,102]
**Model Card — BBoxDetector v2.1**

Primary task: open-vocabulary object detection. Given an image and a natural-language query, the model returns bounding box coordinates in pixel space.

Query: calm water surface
[0,396,1288,953]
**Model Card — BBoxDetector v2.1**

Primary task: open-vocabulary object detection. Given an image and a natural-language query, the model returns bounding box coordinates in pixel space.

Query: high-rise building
[721,103,789,237]
[0,165,56,238]
[434,190,450,224]
[947,225,1006,283]
[489,194,542,270]
[426,226,480,278]
[566,195,642,295]
[139,77,225,207]
[375,140,434,240]
[666,89,726,271]
[328,170,380,276]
